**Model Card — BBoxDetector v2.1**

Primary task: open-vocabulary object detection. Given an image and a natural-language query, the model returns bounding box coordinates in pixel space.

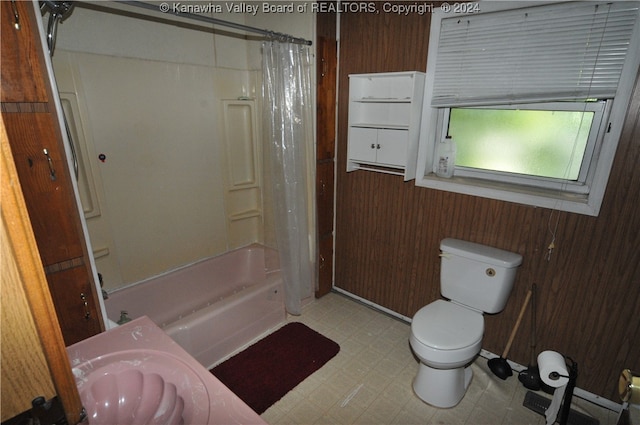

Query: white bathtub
[105,244,285,368]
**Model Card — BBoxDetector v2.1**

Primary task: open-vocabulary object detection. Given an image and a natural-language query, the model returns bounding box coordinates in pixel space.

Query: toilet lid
[412,300,484,350]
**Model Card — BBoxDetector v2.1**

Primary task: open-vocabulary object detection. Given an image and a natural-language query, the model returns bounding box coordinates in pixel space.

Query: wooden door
[1,0,103,346]
[316,12,337,297]
[316,37,337,161]
[3,113,85,265]
[0,1,48,103]
[47,267,102,345]
[2,121,84,425]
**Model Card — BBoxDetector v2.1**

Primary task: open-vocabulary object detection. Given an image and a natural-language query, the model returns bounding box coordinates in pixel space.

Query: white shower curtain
[262,41,315,315]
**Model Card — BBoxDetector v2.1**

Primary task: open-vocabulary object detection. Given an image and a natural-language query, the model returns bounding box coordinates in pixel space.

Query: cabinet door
[0,1,48,103]
[3,112,85,266]
[377,129,408,167]
[46,266,102,346]
[348,127,378,163]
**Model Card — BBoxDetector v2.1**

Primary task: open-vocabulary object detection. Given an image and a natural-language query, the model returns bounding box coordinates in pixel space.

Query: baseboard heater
[523,391,599,425]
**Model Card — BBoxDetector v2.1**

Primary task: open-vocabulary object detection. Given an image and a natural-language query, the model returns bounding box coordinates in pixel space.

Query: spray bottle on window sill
[436,136,456,178]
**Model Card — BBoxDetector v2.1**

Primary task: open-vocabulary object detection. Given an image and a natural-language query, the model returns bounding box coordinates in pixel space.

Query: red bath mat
[210,322,340,414]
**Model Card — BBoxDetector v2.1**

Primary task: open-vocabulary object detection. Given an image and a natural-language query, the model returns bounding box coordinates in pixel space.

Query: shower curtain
[262,41,316,315]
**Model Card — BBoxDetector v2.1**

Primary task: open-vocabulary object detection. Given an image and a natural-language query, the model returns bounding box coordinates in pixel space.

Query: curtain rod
[113,1,313,45]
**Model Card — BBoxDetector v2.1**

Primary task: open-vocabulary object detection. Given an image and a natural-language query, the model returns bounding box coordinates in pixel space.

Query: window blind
[431,2,639,107]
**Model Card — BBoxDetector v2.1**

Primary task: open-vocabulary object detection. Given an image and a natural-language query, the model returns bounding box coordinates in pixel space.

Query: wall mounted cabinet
[346,72,425,181]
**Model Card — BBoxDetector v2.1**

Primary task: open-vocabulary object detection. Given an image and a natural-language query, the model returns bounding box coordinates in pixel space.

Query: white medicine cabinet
[346,71,425,181]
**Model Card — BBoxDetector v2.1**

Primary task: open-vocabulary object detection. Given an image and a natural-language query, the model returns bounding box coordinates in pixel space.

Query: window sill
[415,173,600,216]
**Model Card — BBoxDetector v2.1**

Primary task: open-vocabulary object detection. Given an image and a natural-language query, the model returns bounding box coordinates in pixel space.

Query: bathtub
[105,244,285,368]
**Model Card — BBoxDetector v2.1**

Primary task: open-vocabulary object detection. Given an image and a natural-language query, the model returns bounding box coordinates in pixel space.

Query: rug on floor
[210,322,340,414]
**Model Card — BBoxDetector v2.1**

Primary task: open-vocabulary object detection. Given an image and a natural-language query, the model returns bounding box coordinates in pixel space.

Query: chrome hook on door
[10,0,20,30]
[80,293,91,320]
[43,149,57,181]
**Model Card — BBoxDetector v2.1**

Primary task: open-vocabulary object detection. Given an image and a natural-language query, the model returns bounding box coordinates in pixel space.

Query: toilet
[409,238,523,408]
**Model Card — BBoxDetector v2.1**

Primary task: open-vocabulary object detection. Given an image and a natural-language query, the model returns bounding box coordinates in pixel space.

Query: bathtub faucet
[117,311,132,325]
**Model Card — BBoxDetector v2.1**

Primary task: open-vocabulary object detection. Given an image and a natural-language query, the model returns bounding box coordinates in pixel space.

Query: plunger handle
[502,289,532,358]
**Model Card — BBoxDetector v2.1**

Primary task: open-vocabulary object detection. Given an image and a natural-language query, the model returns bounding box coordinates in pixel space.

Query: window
[440,100,608,193]
[415,2,640,216]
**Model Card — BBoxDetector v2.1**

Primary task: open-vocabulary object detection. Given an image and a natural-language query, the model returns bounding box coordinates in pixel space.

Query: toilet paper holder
[557,356,578,425]
[536,352,578,425]
[548,370,570,381]
[525,355,599,425]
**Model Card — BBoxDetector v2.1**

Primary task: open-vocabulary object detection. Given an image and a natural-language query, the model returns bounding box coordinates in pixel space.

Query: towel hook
[10,0,20,30]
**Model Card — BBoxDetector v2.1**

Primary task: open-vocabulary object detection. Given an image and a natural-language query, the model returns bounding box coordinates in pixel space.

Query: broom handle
[530,283,537,364]
[502,289,532,358]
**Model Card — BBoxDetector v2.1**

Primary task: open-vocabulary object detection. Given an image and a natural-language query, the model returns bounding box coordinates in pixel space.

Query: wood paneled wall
[334,9,640,401]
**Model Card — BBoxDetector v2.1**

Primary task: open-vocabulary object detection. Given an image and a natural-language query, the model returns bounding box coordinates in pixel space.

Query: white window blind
[431,2,639,107]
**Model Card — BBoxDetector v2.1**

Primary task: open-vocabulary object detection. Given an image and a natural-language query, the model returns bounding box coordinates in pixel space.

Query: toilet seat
[412,300,483,350]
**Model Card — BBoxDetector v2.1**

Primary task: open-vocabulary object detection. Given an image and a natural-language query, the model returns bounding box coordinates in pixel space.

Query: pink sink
[67,317,266,425]
[73,349,210,425]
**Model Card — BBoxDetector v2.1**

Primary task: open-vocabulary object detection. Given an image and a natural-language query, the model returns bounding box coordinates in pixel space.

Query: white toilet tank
[440,238,523,314]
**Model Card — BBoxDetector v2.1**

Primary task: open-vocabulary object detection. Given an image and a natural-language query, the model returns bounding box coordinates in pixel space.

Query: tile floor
[259,292,619,425]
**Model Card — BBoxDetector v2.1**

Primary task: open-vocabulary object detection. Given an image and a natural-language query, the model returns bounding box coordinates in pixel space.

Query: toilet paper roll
[538,350,570,425]
[538,350,570,388]
[620,369,640,405]
[545,384,567,425]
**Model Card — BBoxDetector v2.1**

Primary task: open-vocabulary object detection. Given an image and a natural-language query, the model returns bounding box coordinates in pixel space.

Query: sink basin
[72,349,210,425]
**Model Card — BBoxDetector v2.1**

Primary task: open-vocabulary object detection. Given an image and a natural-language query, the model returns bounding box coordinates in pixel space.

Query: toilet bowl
[409,239,523,408]
[410,300,483,407]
